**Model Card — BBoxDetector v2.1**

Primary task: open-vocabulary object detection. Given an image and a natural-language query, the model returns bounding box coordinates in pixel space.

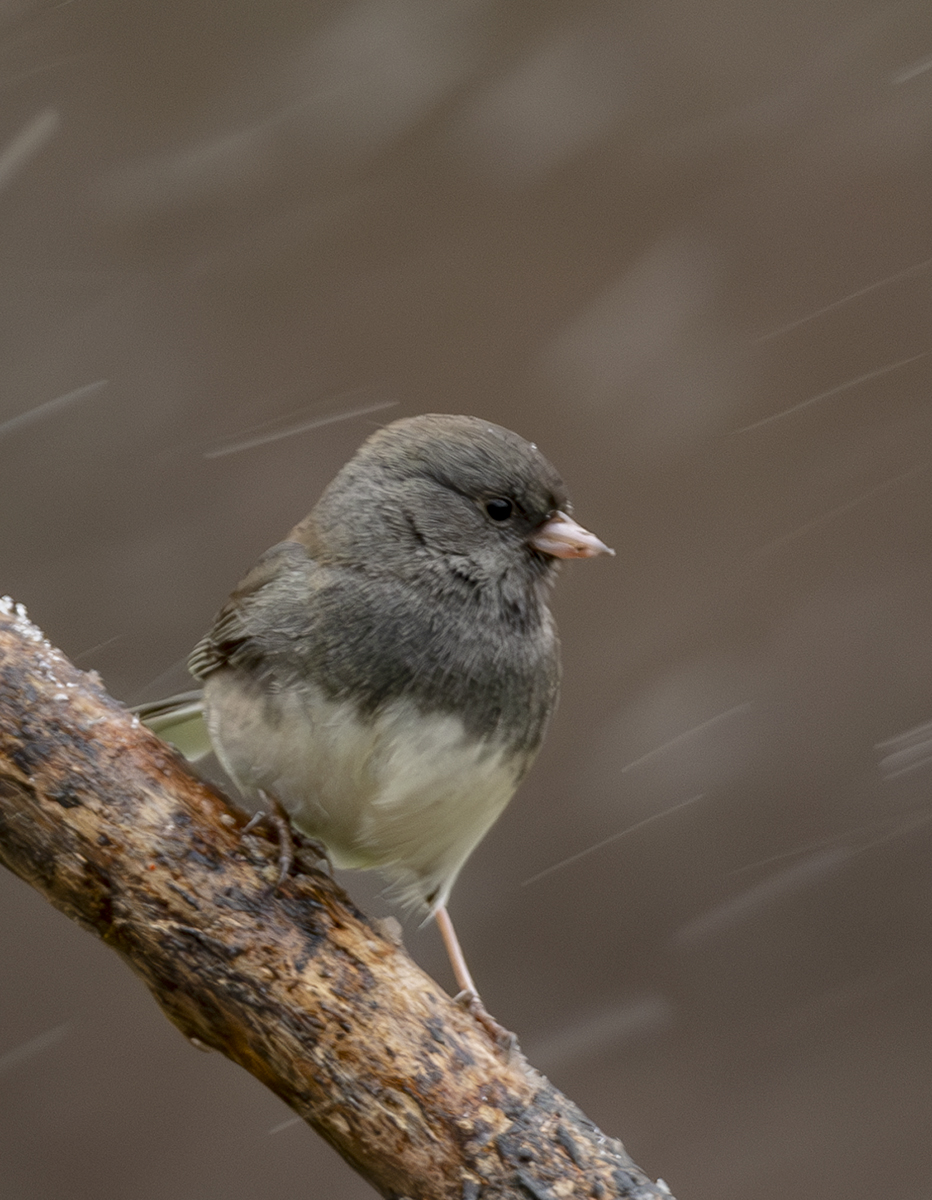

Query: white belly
[204,673,521,912]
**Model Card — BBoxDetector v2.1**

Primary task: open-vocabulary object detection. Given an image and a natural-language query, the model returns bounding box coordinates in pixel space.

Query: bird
[138,413,612,1028]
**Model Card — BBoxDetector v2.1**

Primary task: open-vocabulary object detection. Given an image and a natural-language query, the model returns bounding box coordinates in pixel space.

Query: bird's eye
[485,498,513,522]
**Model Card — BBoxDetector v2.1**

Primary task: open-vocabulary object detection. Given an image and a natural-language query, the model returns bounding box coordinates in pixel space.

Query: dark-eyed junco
[140,414,611,1011]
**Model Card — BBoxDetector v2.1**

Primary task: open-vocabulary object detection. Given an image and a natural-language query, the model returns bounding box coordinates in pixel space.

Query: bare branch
[0,599,674,1200]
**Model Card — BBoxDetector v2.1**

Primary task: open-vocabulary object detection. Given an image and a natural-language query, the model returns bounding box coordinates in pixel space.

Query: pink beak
[528,511,614,560]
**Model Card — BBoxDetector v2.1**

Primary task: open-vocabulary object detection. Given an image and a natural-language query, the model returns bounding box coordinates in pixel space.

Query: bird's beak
[528,511,615,559]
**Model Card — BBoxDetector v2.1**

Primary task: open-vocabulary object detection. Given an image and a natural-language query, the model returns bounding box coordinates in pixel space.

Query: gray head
[297,414,609,588]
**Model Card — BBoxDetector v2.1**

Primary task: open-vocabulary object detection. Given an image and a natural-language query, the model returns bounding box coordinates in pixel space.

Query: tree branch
[0,598,674,1200]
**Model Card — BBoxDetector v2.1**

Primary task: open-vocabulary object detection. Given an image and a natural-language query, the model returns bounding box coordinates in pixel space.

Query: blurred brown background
[3,1,932,1196]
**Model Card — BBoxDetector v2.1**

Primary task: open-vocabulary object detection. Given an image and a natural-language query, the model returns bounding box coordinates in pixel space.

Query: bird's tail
[132,690,212,762]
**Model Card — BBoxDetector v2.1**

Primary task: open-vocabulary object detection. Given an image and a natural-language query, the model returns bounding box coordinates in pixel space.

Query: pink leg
[434,904,516,1052]
[435,903,478,997]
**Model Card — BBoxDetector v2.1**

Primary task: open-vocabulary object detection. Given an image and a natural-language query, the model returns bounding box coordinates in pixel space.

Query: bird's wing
[132,691,212,761]
[134,543,319,761]
[187,540,318,681]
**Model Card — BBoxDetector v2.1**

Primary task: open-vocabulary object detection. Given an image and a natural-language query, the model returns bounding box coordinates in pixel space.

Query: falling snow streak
[71,634,125,664]
[876,719,932,780]
[673,848,848,944]
[621,703,752,773]
[522,793,704,886]
[893,57,932,85]
[0,1023,71,1074]
[0,109,60,192]
[0,381,108,440]
[753,459,931,557]
[527,996,673,1069]
[754,257,932,342]
[203,398,398,458]
[733,351,930,434]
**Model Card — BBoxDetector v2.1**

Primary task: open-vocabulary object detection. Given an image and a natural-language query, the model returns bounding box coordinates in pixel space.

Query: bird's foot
[243,794,332,891]
[455,990,519,1054]
[242,792,294,890]
[294,834,332,877]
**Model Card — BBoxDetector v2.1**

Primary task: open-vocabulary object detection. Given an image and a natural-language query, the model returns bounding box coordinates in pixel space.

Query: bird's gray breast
[229,551,561,760]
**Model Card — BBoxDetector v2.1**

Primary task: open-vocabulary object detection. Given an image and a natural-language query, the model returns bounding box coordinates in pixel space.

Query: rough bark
[0,597,675,1200]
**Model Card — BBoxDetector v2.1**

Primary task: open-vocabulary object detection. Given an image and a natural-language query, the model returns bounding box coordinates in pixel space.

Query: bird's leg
[434,905,517,1052]
[434,903,478,995]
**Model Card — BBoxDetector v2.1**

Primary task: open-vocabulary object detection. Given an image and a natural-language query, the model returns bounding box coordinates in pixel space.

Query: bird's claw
[241,794,332,892]
[296,835,332,875]
[240,792,294,891]
[454,990,519,1053]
